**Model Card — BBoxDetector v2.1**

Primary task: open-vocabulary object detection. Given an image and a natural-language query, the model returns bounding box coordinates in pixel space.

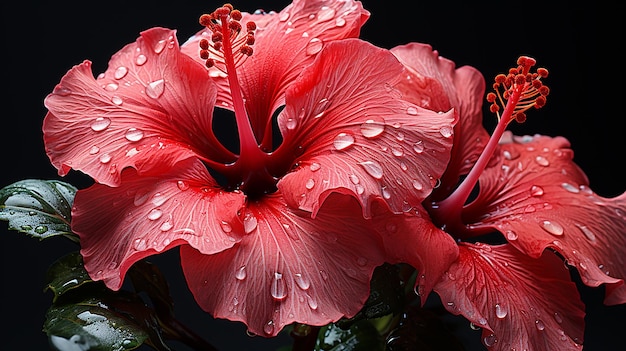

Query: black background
[1,1,624,350]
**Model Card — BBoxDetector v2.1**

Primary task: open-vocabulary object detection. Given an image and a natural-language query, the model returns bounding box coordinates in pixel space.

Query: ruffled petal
[44,27,232,187]
[181,0,369,144]
[465,133,626,305]
[72,158,246,290]
[371,201,459,303]
[180,193,387,337]
[277,39,456,217]
[391,43,489,198]
[434,243,585,351]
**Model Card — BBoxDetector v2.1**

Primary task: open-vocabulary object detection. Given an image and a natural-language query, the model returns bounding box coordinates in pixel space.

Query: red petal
[180,193,387,337]
[181,0,370,145]
[277,39,455,216]
[435,243,585,350]
[44,27,231,187]
[391,43,489,197]
[73,158,245,290]
[371,201,459,303]
[465,133,626,304]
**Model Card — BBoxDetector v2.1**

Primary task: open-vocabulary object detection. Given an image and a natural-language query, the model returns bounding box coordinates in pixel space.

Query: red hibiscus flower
[42,1,460,336]
[392,44,626,350]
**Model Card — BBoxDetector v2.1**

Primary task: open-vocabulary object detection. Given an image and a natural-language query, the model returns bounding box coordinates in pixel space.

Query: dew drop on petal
[535,319,545,331]
[406,106,418,115]
[561,182,580,193]
[413,140,425,153]
[134,238,147,251]
[285,118,297,130]
[294,273,310,290]
[235,266,246,280]
[335,17,345,27]
[495,303,507,318]
[263,320,275,335]
[505,230,518,240]
[305,178,315,190]
[146,79,165,99]
[305,37,323,55]
[483,334,497,347]
[125,128,144,142]
[359,160,384,179]
[306,294,318,310]
[540,220,564,236]
[439,125,453,138]
[309,162,321,172]
[243,214,258,234]
[271,272,287,300]
[553,312,563,324]
[114,66,128,79]
[530,185,544,197]
[160,221,173,231]
[148,209,163,220]
[111,96,123,105]
[91,117,111,132]
[154,39,167,54]
[412,179,423,190]
[220,221,232,233]
[177,180,189,191]
[576,224,596,241]
[317,6,335,22]
[333,132,355,150]
[99,153,112,164]
[89,146,100,155]
[360,119,385,138]
[535,155,550,166]
[105,83,119,91]
[135,54,147,66]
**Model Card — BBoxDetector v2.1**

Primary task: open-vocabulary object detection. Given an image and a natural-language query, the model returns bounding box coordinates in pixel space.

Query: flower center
[428,56,550,237]
[198,4,278,199]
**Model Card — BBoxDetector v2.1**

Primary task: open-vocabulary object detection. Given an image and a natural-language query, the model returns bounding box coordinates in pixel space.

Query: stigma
[198,3,256,72]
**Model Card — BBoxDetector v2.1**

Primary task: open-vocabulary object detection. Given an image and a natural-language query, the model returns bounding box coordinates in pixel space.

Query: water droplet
[243,214,258,234]
[34,225,48,234]
[114,66,128,79]
[105,83,119,91]
[360,119,385,138]
[220,220,232,233]
[413,140,425,153]
[576,224,596,241]
[89,146,100,155]
[335,17,346,27]
[561,182,580,193]
[313,98,330,118]
[148,209,163,220]
[90,117,111,132]
[99,153,112,164]
[535,319,545,331]
[553,312,563,324]
[285,118,297,130]
[495,303,507,318]
[309,162,321,171]
[135,54,147,66]
[505,230,518,240]
[177,180,189,191]
[356,257,367,266]
[146,79,165,99]
[540,220,564,236]
[483,334,497,347]
[305,37,323,55]
[305,178,315,190]
[160,221,173,231]
[125,128,144,142]
[530,185,544,197]
[391,146,404,157]
[151,193,167,206]
[154,39,167,54]
[359,160,384,179]
[333,132,355,150]
[111,96,123,105]
[235,266,246,280]
[263,320,275,335]
[535,155,550,166]
[381,185,391,199]
[307,294,318,310]
[406,106,418,115]
[271,272,287,300]
[134,238,147,251]
[439,125,453,138]
[134,190,149,206]
[317,6,335,22]
[294,273,310,290]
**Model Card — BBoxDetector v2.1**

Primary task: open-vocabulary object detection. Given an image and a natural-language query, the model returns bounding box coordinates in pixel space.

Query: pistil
[429,56,549,236]
[199,4,278,196]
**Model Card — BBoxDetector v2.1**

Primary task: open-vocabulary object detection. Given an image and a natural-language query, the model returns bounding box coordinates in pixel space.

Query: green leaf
[386,306,465,351]
[0,179,77,241]
[45,252,94,303]
[315,321,385,351]
[45,297,149,351]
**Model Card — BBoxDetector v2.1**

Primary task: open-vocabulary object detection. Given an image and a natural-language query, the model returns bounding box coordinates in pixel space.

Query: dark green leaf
[45,251,94,302]
[315,321,385,351]
[0,179,77,241]
[45,297,149,351]
[337,263,405,329]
